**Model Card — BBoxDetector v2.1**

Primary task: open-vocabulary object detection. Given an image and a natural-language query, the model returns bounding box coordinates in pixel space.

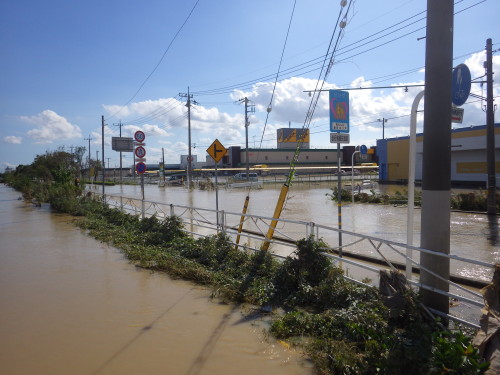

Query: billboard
[112,137,134,152]
[277,128,310,143]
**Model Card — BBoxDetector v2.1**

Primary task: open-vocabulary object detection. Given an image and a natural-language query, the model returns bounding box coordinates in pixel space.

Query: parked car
[233,173,258,181]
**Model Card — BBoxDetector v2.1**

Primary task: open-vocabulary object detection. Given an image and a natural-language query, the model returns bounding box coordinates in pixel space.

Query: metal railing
[92,191,494,329]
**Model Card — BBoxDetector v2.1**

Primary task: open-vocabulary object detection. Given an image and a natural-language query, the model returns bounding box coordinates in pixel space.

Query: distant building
[377,123,500,187]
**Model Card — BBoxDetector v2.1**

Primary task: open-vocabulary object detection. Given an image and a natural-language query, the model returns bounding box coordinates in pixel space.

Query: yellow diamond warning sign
[206,139,227,163]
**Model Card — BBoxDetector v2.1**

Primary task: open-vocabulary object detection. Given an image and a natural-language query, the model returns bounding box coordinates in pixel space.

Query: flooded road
[102,181,500,281]
[0,184,310,375]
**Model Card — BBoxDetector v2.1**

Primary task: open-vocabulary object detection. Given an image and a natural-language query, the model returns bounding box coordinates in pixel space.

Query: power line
[106,0,201,121]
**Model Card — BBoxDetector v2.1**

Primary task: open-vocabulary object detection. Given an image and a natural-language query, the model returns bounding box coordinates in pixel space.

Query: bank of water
[0,185,310,375]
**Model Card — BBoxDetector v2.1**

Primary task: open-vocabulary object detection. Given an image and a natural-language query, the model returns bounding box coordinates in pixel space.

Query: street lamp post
[351,150,360,203]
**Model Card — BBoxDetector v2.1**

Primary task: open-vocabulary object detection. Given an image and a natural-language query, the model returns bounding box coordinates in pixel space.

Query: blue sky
[1,0,499,171]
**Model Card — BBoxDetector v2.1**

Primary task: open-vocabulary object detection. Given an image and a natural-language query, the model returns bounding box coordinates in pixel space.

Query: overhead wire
[105,0,201,122]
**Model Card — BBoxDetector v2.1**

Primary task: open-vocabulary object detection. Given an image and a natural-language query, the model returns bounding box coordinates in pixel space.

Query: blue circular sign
[360,144,368,155]
[135,162,147,174]
[451,64,471,107]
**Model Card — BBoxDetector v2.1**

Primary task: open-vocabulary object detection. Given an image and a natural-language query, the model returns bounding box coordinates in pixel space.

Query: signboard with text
[329,90,350,133]
[330,133,350,144]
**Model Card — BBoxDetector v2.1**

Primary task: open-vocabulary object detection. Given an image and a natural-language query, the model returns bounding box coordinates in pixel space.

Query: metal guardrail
[92,191,494,329]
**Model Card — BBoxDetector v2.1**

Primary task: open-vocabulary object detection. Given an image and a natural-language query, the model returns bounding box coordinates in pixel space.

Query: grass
[69,195,489,375]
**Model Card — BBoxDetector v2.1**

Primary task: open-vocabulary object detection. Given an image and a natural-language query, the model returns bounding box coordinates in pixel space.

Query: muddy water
[0,185,311,375]
[102,182,500,281]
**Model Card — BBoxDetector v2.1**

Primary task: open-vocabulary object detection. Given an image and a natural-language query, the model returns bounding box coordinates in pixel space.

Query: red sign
[134,131,146,143]
[135,146,146,158]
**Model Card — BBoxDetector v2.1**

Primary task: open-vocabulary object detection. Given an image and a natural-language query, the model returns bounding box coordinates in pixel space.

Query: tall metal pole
[187,87,193,188]
[351,150,359,204]
[114,121,123,185]
[245,97,249,181]
[420,0,454,317]
[337,145,342,257]
[485,38,497,215]
[101,115,105,198]
[407,90,425,281]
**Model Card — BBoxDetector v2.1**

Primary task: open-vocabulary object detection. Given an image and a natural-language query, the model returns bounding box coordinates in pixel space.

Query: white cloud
[3,136,22,144]
[21,110,82,144]
[143,124,172,137]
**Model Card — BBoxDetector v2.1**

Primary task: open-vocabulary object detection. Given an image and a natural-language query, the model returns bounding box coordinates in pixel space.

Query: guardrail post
[307,222,315,239]
[219,210,225,234]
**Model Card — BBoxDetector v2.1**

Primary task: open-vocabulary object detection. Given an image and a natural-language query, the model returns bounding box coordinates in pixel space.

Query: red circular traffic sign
[135,146,146,158]
[134,131,146,143]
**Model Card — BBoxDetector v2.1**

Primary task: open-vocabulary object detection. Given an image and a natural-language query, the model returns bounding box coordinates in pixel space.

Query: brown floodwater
[0,184,311,375]
[101,182,500,281]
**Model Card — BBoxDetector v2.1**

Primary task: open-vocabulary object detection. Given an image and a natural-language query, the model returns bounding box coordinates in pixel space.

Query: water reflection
[487,214,500,246]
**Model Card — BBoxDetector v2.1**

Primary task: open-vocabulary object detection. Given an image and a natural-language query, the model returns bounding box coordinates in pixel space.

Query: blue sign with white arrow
[451,64,471,107]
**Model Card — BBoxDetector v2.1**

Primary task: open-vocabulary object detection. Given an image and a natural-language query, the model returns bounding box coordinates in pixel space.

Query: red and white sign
[135,146,146,158]
[134,131,146,143]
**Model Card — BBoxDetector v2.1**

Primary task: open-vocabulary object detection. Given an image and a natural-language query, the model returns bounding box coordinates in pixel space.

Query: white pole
[407,90,425,280]
[351,150,360,203]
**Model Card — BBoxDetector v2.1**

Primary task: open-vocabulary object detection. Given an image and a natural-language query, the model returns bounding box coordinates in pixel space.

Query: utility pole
[113,120,123,185]
[84,136,92,179]
[238,97,255,181]
[485,38,497,215]
[377,118,387,139]
[419,0,454,319]
[179,88,196,188]
[101,115,105,197]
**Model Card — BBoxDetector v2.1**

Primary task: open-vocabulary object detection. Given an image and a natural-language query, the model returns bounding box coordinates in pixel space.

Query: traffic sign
[360,144,368,155]
[134,130,146,143]
[135,162,147,174]
[451,107,464,123]
[330,133,350,144]
[206,139,227,163]
[451,64,471,107]
[135,146,146,158]
[329,90,350,133]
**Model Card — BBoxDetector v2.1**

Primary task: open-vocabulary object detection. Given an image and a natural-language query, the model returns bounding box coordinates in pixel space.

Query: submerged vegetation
[71,200,488,374]
[326,187,500,213]
[2,150,491,374]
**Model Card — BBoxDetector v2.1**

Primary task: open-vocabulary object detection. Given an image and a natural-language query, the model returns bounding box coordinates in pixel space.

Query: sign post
[134,131,146,218]
[329,90,350,259]
[207,139,227,231]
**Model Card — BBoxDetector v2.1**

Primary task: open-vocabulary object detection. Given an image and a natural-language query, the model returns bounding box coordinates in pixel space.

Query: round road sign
[451,64,471,107]
[135,146,146,158]
[134,131,146,143]
[360,144,368,155]
[135,162,147,174]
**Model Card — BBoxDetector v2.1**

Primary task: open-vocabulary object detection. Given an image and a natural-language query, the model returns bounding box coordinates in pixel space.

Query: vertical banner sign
[329,90,350,133]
